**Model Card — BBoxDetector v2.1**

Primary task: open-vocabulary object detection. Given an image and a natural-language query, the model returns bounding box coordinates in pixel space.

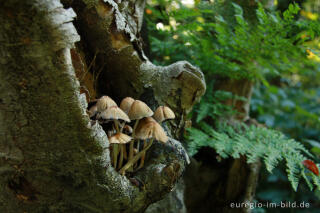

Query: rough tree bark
[0,0,262,212]
[0,0,205,212]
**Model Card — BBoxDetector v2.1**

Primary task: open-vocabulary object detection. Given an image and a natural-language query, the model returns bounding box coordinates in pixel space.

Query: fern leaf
[186,121,314,191]
[312,174,320,191]
[301,169,314,191]
[285,153,301,191]
[264,148,282,173]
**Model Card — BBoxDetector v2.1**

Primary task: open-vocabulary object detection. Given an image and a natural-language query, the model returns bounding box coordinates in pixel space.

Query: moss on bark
[0,0,204,212]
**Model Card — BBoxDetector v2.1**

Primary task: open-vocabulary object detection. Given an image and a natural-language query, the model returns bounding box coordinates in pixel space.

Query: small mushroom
[120,97,135,114]
[135,117,168,143]
[96,96,117,112]
[127,100,153,162]
[99,106,130,132]
[120,117,168,173]
[137,117,168,169]
[109,133,132,169]
[121,124,133,160]
[153,106,175,123]
[100,107,130,169]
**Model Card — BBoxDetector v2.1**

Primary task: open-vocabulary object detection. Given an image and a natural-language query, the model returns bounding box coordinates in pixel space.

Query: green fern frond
[186,127,210,156]
[301,168,314,191]
[311,173,320,191]
[211,131,234,158]
[232,134,253,158]
[186,122,316,191]
[246,143,266,164]
[199,122,217,136]
[285,152,302,191]
[263,148,282,173]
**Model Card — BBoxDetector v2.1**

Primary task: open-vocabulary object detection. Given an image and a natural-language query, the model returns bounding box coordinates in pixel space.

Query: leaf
[196,103,210,122]
[186,122,314,191]
[301,169,314,191]
[231,3,243,16]
[302,160,319,176]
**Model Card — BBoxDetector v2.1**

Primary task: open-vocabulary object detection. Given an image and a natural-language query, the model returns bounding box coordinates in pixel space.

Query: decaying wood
[64,0,206,137]
[0,0,205,212]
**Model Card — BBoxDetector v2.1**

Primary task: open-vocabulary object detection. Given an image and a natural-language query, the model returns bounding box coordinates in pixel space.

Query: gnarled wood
[0,0,205,212]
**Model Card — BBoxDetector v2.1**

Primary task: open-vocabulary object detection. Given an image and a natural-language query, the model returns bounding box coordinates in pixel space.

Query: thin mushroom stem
[129,119,139,160]
[120,139,154,175]
[134,140,141,169]
[123,144,127,160]
[114,120,125,169]
[114,120,120,133]
[118,145,124,170]
[120,121,125,132]
[110,145,113,165]
[113,144,118,169]
[134,141,140,169]
[137,139,150,169]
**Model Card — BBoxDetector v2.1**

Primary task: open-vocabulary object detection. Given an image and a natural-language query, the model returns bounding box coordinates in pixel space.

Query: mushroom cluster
[88,96,175,175]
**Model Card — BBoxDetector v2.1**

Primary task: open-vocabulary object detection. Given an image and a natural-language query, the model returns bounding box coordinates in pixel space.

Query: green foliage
[251,84,320,141]
[250,72,320,208]
[186,122,320,191]
[147,0,320,197]
[147,1,320,81]
[193,82,241,123]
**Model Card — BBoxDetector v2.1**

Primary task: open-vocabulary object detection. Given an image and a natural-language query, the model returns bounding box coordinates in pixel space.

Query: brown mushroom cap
[153,106,175,123]
[144,117,156,123]
[109,133,132,144]
[128,100,153,120]
[134,117,168,143]
[120,97,135,114]
[134,118,154,140]
[153,123,168,143]
[97,96,117,112]
[100,106,130,122]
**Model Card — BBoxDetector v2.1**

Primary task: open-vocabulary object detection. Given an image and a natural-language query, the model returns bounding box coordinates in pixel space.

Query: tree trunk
[0,0,205,212]
[0,0,262,212]
[182,77,261,213]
